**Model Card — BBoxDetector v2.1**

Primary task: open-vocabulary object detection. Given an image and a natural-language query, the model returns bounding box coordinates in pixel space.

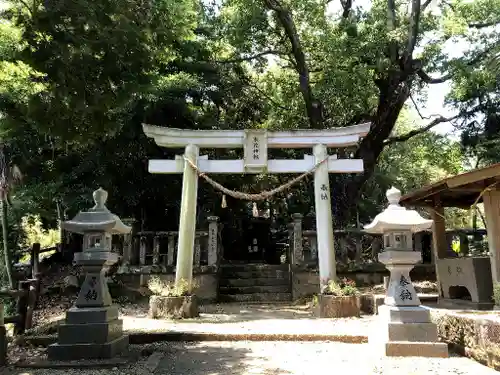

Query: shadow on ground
[156,342,292,375]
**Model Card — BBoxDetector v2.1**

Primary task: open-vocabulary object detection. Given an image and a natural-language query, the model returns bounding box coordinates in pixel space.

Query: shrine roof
[399,163,500,208]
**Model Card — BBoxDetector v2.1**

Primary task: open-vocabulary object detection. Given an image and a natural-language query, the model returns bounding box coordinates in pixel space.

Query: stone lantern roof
[61,188,132,235]
[364,187,433,234]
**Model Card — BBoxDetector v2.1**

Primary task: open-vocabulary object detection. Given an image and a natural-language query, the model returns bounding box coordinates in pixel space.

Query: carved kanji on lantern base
[365,187,448,358]
[48,188,131,361]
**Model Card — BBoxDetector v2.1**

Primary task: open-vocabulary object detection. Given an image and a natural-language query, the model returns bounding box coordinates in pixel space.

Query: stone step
[383,341,448,358]
[219,285,291,295]
[219,264,289,273]
[219,277,289,287]
[220,270,290,279]
[218,293,292,303]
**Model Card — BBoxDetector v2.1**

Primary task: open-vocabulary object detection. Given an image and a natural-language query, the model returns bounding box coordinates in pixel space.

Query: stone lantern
[364,187,448,358]
[48,188,131,361]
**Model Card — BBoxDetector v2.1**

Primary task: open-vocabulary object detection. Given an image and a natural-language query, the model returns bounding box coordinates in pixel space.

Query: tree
[209,0,500,225]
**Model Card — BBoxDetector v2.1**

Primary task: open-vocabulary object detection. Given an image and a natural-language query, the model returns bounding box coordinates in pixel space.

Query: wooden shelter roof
[399,163,500,208]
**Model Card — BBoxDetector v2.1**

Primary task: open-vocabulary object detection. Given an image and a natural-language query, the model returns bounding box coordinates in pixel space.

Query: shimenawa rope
[182,155,329,201]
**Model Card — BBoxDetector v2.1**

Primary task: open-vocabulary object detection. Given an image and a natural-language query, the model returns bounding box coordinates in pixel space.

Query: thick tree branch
[409,92,441,120]
[418,43,500,84]
[469,20,500,29]
[387,0,398,61]
[216,50,284,64]
[384,115,458,144]
[340,0,353,18]
[263,0,322,129]
[417,70,450,84]
[421,0,433,11]
[385,105,483,144]
[405,0,422,59]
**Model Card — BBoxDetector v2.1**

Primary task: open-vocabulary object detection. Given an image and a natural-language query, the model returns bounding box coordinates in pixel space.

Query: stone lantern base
[369,251,448,358]
[48,305,128,360]
[370,305,448,358]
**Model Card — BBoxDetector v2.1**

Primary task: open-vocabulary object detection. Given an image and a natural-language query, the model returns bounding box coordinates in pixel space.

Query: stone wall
[291,265,436,300]
[116,266,218,303]
[431,310,500,370]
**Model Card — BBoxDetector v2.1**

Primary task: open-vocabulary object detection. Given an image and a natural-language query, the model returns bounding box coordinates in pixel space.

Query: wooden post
[30,243,41,308]
[14,281,29,335]
[24,280,37,330]
[0,305,5,366]
[30,243,40,278]
[483,190,500,283]
[431,199,447,297]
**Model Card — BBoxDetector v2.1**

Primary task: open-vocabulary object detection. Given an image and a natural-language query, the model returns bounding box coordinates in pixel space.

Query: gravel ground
[5,342,495,375]
[157,341,499,375]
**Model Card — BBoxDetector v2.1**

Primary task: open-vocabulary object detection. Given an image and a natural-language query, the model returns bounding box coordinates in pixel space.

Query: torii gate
[143,123,371,290]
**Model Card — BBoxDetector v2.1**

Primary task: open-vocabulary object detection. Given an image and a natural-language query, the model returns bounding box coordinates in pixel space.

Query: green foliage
[20,214,59,250]
[0,0,497,237]
[493,283,500,307]
[148,276,198,297]
[321,278,359,296]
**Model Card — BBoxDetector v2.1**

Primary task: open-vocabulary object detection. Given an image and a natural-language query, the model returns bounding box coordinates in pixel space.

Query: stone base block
[66,306,119,324]
[378,305,431,323]
[383,341,448,358]
[58,320,123,345]
[371,304,448,358]
[384,322,438,342]
[47,335,129,361]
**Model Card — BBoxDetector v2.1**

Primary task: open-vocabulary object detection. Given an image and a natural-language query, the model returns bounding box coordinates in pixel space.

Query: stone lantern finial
[386,186,401,206]
[92,187,108,210]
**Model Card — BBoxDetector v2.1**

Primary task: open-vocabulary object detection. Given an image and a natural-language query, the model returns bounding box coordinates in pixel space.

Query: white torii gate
[143,123,371,290]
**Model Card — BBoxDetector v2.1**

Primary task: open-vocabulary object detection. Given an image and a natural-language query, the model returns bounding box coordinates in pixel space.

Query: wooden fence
[0,243,59,365]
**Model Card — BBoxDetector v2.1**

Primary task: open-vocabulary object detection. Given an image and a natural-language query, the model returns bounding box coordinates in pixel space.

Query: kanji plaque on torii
[143,123,371,291]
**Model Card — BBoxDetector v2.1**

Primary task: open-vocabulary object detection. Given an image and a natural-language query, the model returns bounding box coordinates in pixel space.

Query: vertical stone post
[314,145,336,288]
[310,233,318,263]
[139,235,147,286]
[193,234,201,268]
[207,216,219,267]
[152,235,160,266]
[371,236,381,261]
[167,234,175,266]
[132,236,139,265]
[175,144,199,287]
[121,218,135,265]
[292,213,303,265]
[287,223,294,264]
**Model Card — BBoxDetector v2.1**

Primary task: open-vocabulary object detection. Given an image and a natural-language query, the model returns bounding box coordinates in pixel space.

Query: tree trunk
[333,79,412,227]
[1,198,13,288]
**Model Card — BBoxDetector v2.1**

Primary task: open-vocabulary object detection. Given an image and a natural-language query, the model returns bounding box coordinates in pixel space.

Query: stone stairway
[218,264,292,302]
